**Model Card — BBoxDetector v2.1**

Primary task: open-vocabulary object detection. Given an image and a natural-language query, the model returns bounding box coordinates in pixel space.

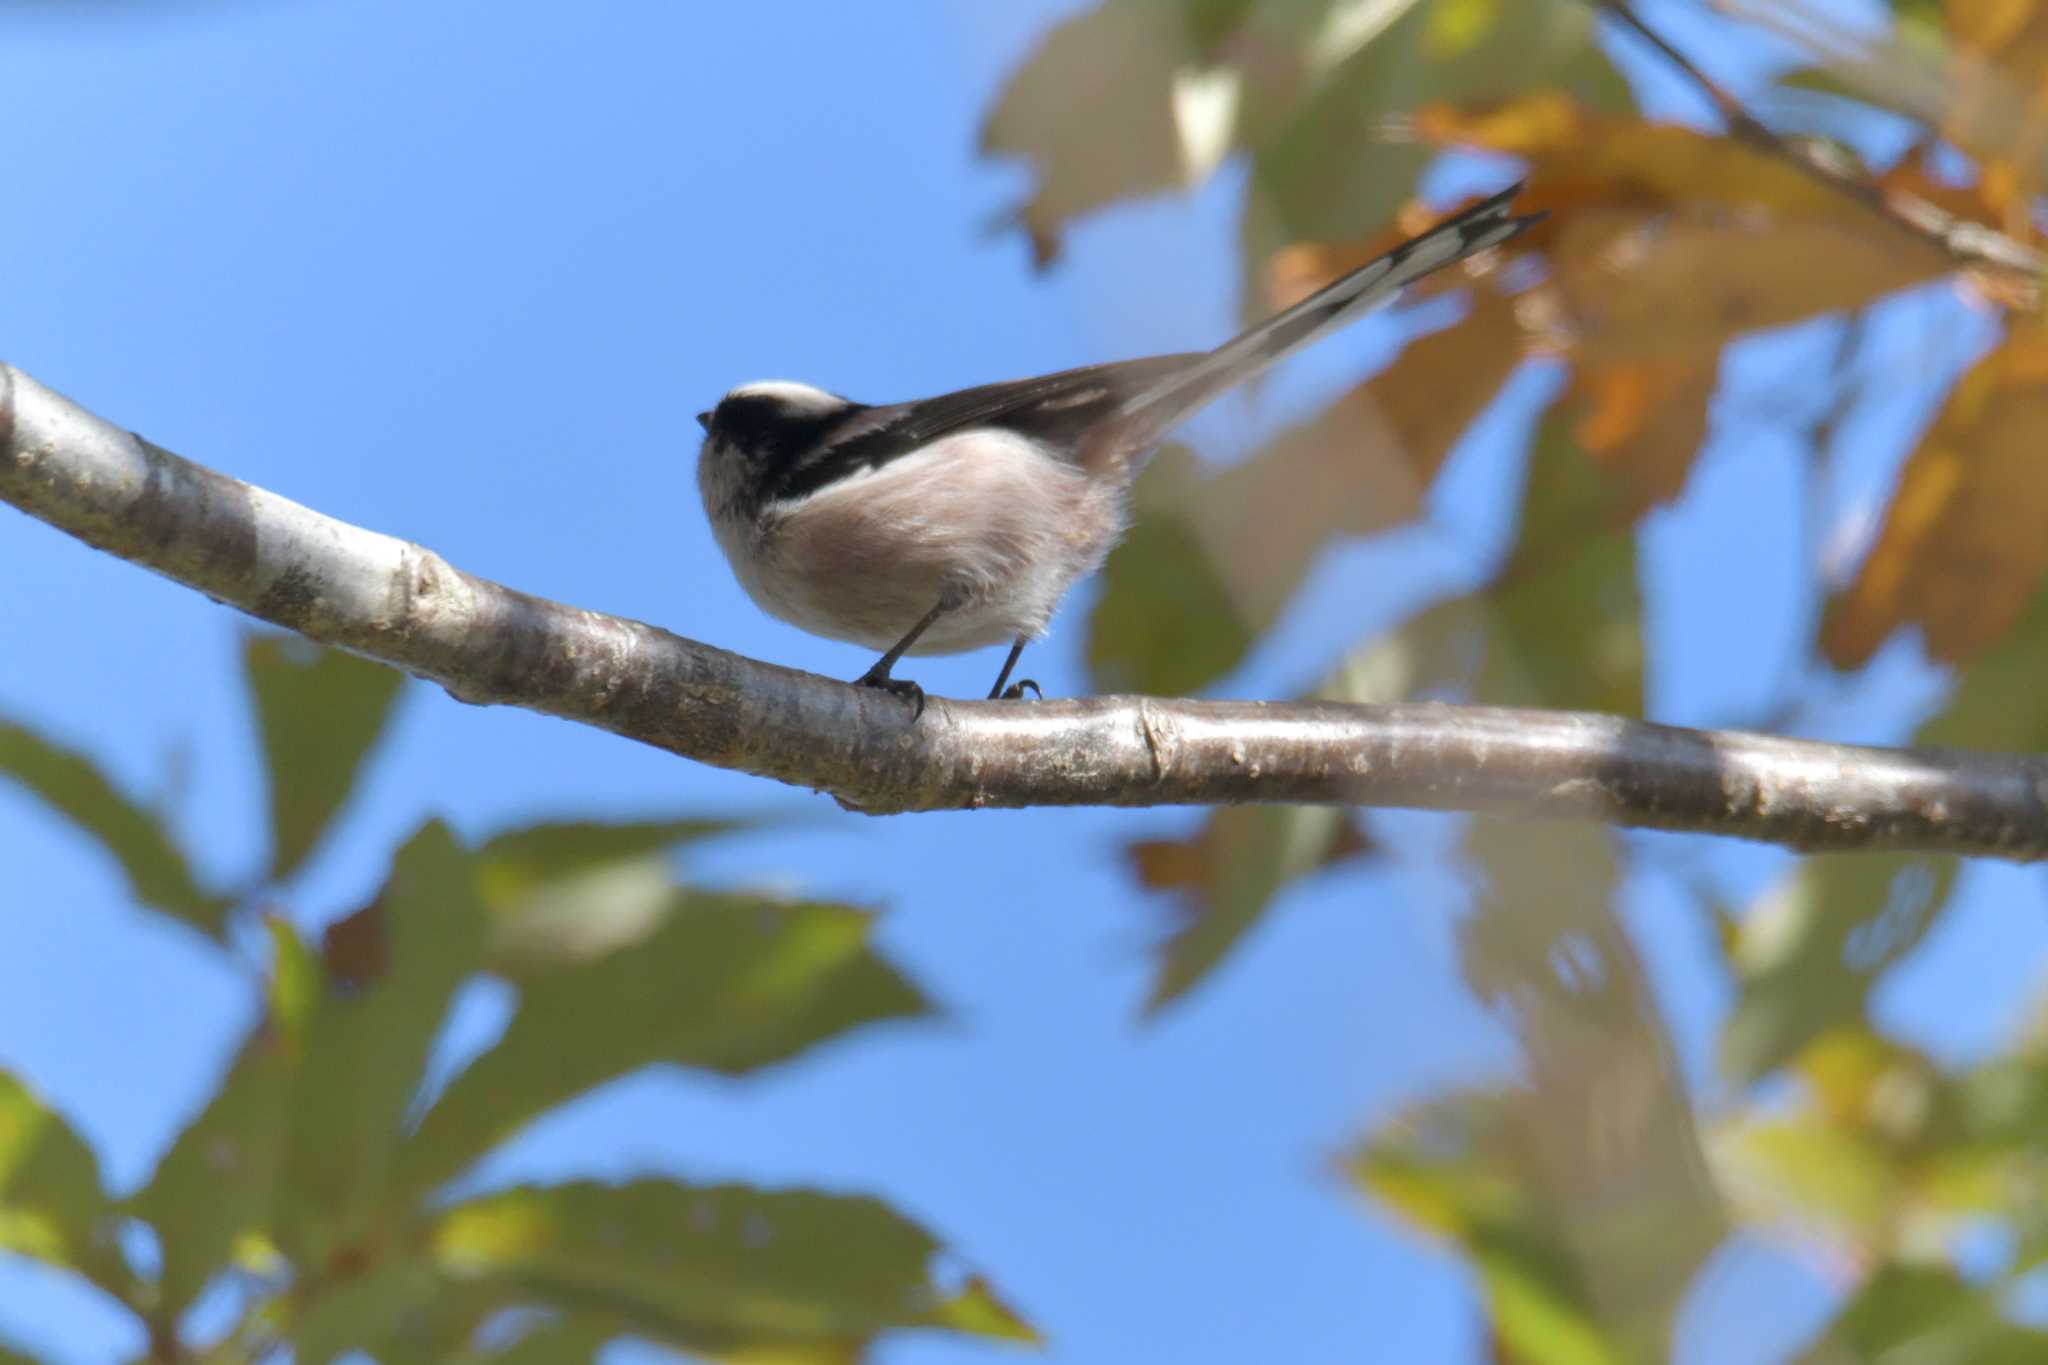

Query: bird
[695,182,1540,716]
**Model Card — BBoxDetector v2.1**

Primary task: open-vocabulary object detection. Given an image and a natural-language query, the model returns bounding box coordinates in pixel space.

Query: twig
[3,362,2045,855]
[1592,0,2043,282]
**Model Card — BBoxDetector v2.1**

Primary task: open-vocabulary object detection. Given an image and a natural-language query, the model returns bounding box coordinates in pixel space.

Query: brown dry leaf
[1939,0,2048,217]
[1415,96,1850,216]
[1567,358,1718,513]
[1177,380,1445,631]
[1357,285,1532,485]
[1823,326,2048,666]
[1417,98,1960,304]
[1550,203,1949,365]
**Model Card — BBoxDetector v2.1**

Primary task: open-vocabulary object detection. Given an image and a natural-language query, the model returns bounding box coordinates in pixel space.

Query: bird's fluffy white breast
[752,426,1127,654]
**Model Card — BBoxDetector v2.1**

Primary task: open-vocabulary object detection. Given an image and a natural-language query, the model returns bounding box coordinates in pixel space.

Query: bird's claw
[855,670,926,721]
[997,679,1042,702]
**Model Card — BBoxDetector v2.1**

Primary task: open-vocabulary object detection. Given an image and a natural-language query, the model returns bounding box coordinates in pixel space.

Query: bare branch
[3,363,2044,856]
[1593,0,2043,287]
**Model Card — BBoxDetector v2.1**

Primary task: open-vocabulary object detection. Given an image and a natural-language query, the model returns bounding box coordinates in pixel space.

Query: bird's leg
[855,591,958,720]
[986,636,1041,701]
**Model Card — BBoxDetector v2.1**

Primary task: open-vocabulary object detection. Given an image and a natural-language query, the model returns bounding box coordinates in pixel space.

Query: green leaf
[395,892,928,1201]
[1086,447,1254,695]
[1134,804,1371,1013]
[0,720,229,936]
[1798,1263,2044,1365]
[1710,1114,1897,1247]
[277,822,487,1269]
[1448,819,1724,1359]
[1088,396,1432,696]
[1350,1090,1622,1365]
[1120,593,1496,1008]
[287,1254,442,1365]
[474,817,752,974]
[0,1072,131,1305]
[1918,583,2048,753]
[1239,0,1631,321]
[452,1312,628,1365]
[303,1273,515,1365]
[244,634,406,883]
[430,1180,1036,1350]
[1720,854,1958,1085]
[1485,408,1644,715]
[476,818,747,893]
[124,920,319,1317]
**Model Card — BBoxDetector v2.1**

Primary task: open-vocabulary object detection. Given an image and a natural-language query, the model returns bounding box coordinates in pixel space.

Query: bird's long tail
[1103,182,1542,457]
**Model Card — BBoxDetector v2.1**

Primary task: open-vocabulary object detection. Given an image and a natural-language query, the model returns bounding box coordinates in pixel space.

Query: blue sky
[1,1,2043,1362]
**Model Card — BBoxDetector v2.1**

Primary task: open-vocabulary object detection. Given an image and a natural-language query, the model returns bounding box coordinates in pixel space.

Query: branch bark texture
[4,363,2045,858]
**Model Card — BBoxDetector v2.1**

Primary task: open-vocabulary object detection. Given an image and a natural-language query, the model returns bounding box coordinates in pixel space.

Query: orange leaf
[1569,359,1718,512]
[1823,327,2048,666]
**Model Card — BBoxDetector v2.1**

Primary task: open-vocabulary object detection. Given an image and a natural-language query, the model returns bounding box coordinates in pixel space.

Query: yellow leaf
[1823,327,2048,665]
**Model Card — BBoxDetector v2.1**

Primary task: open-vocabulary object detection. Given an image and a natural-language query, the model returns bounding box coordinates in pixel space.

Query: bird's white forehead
[725,380,842,413]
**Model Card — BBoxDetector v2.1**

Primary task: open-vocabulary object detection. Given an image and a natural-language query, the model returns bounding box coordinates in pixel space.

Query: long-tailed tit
[696,183,1539,714]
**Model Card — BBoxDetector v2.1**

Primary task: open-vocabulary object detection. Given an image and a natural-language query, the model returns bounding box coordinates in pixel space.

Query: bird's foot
[994,678,1042,702]
[855,667,926,721]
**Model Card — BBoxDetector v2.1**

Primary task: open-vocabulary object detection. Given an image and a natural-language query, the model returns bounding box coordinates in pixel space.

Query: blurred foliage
[982,0,2048,1358]
[11,0,2048,1360]
[0,638,1029,1361]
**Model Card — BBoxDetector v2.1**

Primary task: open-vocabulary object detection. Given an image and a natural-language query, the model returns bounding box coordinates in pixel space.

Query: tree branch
[3,362,2044,856]
[1593,0,2044,287]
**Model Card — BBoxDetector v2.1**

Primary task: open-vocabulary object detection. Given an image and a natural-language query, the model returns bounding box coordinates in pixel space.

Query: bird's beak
[695,411,713,432]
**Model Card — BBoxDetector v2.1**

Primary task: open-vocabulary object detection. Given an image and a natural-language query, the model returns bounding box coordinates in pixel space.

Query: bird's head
[695,380,855,519]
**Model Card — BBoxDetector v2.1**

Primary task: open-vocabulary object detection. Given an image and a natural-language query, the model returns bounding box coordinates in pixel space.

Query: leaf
[289,1255,443,1365]
[393,892,928,1202]
[453,1312,628,1365]
[244,634,406,883]
[1566,359,1719,514]
[1124,626,1448,1010]
[1414,100,1956,359]
[1086,446,1255,695]
[474,817,752,974]
[1486,405,1645,715]
[1349,1091,1623,1365]
[1356,285,1530,484]
[430,1180,1036,1350]
[1823,328,2048,667]
[1240,0,1631,320]
[277,822,488,1270]
[1451,819,1723,1359]
[1916,580,2048,752]
[1087,359,1479,697]
[1797,1263,2048,1365]
[0,1072,130,1304]
[1719,854,1958,1085]
[125,917,320,1318]
[315,1273,518,1365]
[1133,804,1372,1013]
[1710,1113,1899,1248]
[979,0,1255,262]
[0,720,229,936]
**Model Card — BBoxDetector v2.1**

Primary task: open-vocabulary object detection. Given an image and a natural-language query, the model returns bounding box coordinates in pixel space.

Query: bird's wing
[766,355,1199,503]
